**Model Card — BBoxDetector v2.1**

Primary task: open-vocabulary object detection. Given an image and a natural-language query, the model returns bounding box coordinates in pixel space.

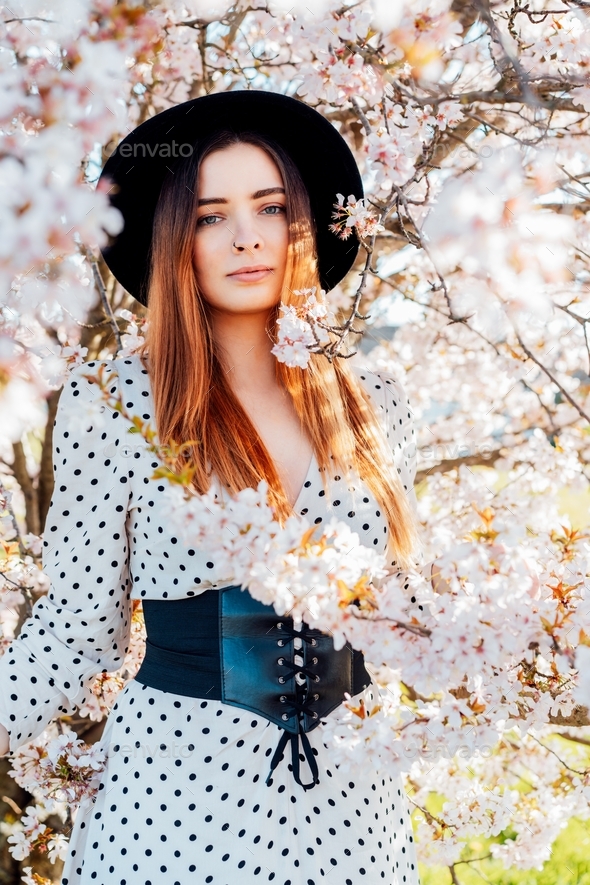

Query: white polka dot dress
[0,355,421,885]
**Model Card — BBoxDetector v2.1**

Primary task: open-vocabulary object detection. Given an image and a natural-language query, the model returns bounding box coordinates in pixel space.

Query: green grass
[418,816,590,884]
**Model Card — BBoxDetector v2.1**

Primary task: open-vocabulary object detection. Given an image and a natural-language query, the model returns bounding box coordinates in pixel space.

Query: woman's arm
[369,370,425,576]
[0,360,132,755]
[368,371,453,596]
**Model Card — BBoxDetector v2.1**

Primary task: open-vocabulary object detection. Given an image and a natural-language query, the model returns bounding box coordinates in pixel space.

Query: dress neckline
[291,451,316,511]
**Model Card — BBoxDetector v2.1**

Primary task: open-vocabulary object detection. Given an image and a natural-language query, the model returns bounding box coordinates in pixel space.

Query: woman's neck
[210,309,278,393]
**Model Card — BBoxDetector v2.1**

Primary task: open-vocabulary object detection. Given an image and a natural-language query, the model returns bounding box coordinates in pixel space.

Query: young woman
[0,92,427,885]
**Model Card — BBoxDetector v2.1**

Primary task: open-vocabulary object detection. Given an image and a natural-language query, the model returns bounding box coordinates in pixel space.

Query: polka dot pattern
[63,682,419,884]
[0,355,421,884]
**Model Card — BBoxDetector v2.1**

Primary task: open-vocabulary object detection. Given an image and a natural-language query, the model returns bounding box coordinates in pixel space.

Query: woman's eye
[197,206,284,226]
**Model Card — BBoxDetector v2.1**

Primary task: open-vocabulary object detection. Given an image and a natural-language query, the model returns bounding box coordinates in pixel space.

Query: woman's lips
[227,267,273,282]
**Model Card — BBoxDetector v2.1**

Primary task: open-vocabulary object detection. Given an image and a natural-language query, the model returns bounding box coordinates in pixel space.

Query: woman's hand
[429,560,452,595]
[0,723,10,756]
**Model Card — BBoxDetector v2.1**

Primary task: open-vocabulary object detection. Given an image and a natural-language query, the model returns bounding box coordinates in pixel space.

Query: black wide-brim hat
[97,90,363,307]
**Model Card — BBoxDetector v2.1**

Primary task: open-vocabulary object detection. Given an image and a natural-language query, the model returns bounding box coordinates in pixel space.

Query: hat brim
[97,90,363,306]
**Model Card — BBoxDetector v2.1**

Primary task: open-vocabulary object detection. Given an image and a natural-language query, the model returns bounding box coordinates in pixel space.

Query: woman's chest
[231,384,315,509]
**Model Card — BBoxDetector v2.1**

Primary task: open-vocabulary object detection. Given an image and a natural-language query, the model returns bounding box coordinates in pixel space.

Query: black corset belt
[134,585,371,790]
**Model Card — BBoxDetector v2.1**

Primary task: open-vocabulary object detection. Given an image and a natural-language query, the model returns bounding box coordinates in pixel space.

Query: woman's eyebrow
[197,186,285,207]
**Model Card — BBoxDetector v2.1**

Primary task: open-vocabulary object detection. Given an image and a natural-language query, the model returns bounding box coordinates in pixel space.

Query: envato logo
[117,141,194,159]
[105,740,198,759]
[421,442,495,461]
[103,442,148,459]
[429,141,494,163]
[400,741,494,760]
[374,140,495,165]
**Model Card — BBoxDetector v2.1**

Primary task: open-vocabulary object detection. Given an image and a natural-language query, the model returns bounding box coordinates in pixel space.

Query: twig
[514,330,590,425]
[78,245,122,352]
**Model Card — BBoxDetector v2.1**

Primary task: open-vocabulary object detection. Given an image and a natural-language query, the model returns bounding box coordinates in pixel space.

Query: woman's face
[193,142,289,315]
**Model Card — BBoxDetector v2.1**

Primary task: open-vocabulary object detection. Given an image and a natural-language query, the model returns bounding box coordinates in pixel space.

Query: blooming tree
[1,0,590,882]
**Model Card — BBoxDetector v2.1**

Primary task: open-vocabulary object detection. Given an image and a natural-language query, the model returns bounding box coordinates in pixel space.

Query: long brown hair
[136,129,420,569]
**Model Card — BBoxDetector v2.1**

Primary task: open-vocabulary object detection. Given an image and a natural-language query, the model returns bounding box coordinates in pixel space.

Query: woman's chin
[201,285,283,314]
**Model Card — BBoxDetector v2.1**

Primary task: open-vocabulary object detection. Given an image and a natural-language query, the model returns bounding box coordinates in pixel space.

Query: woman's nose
[231,222,263,253]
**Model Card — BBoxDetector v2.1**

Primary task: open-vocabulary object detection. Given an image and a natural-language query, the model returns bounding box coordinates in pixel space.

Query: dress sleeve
[376,373,419,520]
[371,371,426,576]
[0,359,132,754]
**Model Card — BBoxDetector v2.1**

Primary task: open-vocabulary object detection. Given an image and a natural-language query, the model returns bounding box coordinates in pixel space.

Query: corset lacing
[265,620,321,790]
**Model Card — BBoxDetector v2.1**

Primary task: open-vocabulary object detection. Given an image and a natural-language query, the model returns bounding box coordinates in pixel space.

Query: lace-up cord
[266,727,319,791]
[275,623,317,645]
[264,621,321,790]
[276,659,319,683]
